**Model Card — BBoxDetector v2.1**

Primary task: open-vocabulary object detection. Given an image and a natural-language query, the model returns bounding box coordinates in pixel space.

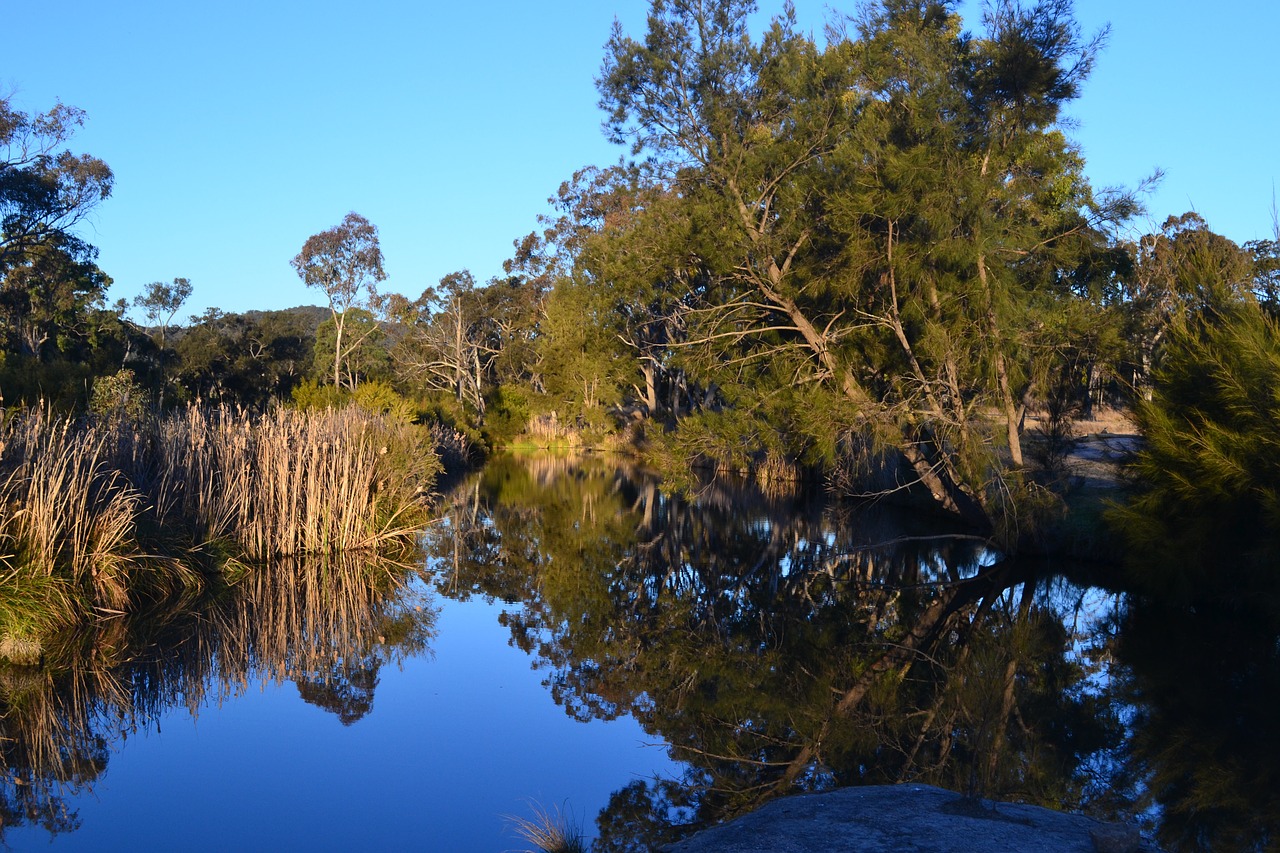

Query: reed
[507,802,588,853]
[0,403,441,634]
[182,405,439,560]
[1,408,140,614]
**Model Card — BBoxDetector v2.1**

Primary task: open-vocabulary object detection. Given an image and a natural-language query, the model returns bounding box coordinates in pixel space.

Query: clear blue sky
[5,1,1277,319]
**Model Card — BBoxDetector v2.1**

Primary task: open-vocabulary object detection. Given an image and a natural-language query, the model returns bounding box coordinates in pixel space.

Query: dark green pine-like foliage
[1114,298,1280,612]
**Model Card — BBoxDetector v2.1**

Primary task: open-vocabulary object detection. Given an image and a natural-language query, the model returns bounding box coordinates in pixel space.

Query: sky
[5,0,1278,320]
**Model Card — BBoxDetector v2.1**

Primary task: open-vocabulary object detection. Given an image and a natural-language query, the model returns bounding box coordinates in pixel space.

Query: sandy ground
[1022,408,1142,490]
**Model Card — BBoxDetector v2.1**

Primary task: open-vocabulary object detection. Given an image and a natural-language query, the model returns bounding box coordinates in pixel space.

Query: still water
[1,454,1277,851]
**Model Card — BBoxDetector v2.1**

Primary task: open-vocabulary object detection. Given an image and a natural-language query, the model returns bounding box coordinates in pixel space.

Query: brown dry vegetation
[0,405,441,636]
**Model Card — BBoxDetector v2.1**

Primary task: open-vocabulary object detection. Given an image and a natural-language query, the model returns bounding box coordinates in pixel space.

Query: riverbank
[1020,408,1141,563]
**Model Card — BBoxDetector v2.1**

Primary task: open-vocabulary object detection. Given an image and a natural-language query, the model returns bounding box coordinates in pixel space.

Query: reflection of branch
[671,742,794,768]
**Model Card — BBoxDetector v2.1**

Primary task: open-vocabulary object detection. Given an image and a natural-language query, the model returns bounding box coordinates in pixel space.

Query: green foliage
[291,212,386,390]
[290,377,347,410]
[173,307,316,407]
[415,390,487,454]
[482,384,532,447]
[350,381,417,423]
[1112,297,1280,610]
[133,277,191,349]
[312,309,391,389]
[536,278,629,417]
[0,96,113,274]
[89,368,148,426]
[580,0,1140,527]
[0,573,74,644]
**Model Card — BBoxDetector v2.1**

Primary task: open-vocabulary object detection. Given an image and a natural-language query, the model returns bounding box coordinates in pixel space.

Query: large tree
[0,96,115,407]
[593,0,1132,528]
[291,212,386,390]
[0,96,113,274]
[0,232,111,360]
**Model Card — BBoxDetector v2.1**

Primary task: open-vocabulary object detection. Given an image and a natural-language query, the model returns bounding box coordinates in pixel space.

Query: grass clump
[507,802,588,853]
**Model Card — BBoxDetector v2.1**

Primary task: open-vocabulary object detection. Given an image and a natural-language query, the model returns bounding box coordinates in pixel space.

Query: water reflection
[0,555,435,839]
[6,453,1274,850]
[423,455,1127,850]
[1115,573,1280,851]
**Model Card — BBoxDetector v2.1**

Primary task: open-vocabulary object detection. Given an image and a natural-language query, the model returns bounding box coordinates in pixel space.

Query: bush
[1110,300,1280,609]
[482,385,532,447]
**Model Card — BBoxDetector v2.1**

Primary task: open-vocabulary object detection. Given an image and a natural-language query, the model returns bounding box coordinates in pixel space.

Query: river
[1,453,1276,851]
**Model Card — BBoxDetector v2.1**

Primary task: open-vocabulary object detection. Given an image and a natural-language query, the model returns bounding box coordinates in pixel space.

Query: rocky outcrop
[664,784,1150,853]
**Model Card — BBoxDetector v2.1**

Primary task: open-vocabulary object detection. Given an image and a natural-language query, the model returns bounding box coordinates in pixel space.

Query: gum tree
[291,212,386,390]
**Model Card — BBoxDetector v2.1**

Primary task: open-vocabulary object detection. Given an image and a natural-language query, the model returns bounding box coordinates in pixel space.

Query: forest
[3,0,1280,623]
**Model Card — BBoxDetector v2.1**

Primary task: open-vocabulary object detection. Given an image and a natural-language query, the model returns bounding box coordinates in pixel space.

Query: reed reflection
[0,555,436,839]
[424,455,1124,850]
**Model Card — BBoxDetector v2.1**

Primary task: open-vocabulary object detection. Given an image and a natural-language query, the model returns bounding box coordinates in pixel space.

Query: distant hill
[240,305,330,332]
[160,305,331,343]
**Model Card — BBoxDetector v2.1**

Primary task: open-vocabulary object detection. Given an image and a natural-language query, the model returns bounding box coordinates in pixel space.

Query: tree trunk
[641,361,659,415]
[976,254,1023,467]
[333,311,345,389]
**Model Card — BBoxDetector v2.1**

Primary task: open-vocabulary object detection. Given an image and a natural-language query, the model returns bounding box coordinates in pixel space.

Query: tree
[1112,295,1280,609]
[594,0,1130,527]
[173,308,317,406]
[131,277,192,409]
[0,96,114,408]
[391,270,494,416]
[0,232,111,360]
[535,164,695,421]
[291,212,386,390]
[133,277,192,350]
[0,95,113,274]
[1119,213,1253,397]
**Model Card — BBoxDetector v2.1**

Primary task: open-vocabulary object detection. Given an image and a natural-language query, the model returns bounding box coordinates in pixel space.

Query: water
[2,453,1277,851]
[0,566,676,851]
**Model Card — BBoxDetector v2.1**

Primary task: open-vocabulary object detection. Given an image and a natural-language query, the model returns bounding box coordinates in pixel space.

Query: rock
[1091,822,1142,853]
[662,784,1153,853]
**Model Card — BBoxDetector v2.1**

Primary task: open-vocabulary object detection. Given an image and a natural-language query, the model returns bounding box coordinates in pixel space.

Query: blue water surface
[4,589,676,852]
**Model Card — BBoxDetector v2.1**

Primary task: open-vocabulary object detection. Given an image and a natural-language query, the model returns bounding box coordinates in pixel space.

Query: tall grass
[1,409,140,613]
[148,405,439,559]
[507,802,588,853]
[0,404,441,634]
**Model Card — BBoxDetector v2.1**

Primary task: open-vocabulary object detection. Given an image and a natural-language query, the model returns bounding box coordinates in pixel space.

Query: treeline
[4,0,1280,536]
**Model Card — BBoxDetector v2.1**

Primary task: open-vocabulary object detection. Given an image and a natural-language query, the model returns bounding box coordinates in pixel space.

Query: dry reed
[0,404,440,628]
[506,802,588,853]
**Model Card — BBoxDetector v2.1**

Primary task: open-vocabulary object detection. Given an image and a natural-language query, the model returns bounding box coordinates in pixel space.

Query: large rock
[663,784,1149,853]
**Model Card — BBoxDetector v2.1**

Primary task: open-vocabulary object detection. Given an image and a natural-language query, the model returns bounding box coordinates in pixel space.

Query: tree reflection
[1115,567,1280,851]
[0,555,436,840]
[424,456,1123,849]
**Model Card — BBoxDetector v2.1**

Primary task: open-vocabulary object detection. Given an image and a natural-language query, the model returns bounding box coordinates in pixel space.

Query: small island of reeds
[0,402,447,658]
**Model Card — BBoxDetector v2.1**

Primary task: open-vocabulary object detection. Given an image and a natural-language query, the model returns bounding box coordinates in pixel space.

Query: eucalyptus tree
[0,96,114,407]
[134,277,192,351]
[291,212,386,390]
[0,232,111,360]
[595,0,1131,527]
[0,96,113,274]
[390,270,497,417]
[1119,213,1253,397]
[132,277,192,408]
